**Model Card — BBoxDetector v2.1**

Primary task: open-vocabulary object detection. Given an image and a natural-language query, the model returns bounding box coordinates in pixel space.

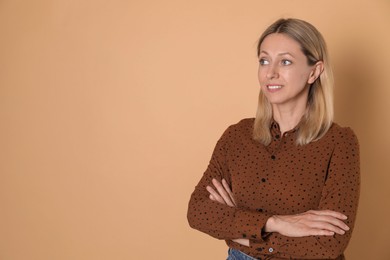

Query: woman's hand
[206,178,236,207]
[265,210,350,237]
[207,179,349,240]
[206,178,249,247]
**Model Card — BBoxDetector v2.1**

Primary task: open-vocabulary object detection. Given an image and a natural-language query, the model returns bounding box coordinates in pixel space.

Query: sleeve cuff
[233,209,271,242]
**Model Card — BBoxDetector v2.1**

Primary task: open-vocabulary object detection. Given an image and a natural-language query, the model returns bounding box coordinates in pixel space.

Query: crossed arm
[188,125,360,258]
[206,178,350,247]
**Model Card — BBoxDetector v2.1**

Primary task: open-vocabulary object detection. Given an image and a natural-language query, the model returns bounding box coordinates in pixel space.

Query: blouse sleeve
[257,127,360,259]
[187,125,271,242]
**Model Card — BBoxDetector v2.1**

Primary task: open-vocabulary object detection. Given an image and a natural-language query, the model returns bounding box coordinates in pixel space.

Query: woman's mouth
[267,85,283,91]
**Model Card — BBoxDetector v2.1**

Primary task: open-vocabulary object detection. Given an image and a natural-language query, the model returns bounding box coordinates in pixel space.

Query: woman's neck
[272,103,306,135]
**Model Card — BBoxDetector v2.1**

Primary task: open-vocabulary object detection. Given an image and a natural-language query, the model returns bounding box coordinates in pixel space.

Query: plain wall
[1,0,389,259]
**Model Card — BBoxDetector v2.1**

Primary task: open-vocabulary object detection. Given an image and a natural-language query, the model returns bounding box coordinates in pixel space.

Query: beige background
[1,0,389,259]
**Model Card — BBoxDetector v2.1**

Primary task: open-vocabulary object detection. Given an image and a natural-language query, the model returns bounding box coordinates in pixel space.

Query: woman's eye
[281,59,292,65]
[259,59,269,65]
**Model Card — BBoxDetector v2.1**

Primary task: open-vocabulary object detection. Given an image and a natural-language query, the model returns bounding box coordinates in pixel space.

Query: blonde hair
[253,18,334,146]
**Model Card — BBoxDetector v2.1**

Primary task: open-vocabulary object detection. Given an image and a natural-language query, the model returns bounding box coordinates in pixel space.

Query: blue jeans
[227,248,258,260]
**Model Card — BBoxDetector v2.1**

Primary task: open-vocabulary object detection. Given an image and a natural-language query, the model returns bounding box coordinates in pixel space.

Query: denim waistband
[227,248,258,260]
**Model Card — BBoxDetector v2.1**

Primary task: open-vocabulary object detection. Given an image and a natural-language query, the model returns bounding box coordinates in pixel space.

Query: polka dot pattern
[187,118,360,259]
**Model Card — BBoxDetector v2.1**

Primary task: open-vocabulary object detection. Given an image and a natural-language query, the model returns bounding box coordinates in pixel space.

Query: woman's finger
[308,209,347,220]
[206,185,225,205]
[222,179,236,206]
[307,229,335,236]
[305,212,349,231]
[307,220,346,235]
[212,178,235,207]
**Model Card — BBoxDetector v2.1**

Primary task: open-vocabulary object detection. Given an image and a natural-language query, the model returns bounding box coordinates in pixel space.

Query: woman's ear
[308,61,324,84]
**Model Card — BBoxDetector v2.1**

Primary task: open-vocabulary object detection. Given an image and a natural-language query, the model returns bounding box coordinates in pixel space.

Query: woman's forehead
[259,33,303,56]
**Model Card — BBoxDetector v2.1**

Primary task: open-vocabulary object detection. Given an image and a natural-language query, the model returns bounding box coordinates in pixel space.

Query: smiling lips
[266,84,283,92]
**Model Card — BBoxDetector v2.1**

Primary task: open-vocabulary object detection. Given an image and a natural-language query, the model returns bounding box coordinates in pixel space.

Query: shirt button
[271,155,276,160]
[268,247,274,253]
[275,134,280,139]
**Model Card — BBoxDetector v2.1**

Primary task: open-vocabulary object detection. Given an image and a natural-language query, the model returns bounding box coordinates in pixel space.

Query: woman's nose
[266,65,279,79]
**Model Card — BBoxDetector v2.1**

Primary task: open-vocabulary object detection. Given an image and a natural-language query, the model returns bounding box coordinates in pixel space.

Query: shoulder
[230,117,254,129]
[326,122,359,146]
[219,118,254,142]
[224,118,254,135]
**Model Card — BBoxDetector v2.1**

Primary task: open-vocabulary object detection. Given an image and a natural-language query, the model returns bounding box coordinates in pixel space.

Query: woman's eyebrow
[259,50,294,57]
[279,52,294,57]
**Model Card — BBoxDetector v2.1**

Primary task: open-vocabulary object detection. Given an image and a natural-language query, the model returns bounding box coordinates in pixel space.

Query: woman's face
[258,33,321,109]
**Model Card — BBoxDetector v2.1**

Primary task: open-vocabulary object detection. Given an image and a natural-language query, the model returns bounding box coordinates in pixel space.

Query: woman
[187,18,360,260]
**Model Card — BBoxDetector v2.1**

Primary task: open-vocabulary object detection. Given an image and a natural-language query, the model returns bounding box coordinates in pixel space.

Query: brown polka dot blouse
[187,118,360,260]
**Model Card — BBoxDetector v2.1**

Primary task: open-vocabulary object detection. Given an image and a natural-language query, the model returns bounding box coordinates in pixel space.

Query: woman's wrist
[264,215,278,233]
